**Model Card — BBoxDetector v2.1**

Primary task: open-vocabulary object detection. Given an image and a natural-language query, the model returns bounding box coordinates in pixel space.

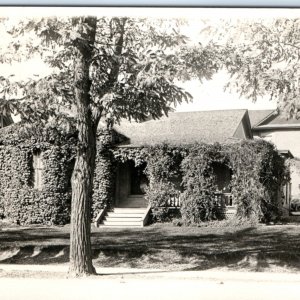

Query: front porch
[96,161,150,227]
[95,159,236,227]
[114,160,148,208]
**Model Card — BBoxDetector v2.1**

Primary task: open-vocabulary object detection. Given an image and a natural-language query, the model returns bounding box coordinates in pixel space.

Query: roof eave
[253,109,278,127]
[253,125,300,131]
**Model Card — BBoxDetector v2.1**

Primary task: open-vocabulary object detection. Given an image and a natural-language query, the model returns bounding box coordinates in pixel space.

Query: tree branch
[107,18,127,87]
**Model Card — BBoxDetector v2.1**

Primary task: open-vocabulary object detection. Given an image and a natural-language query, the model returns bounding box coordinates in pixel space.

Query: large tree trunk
[68,17,98,277]
[69,122,97,276]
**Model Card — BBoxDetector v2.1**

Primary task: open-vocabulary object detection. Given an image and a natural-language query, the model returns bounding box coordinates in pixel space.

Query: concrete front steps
[99,207,151,228]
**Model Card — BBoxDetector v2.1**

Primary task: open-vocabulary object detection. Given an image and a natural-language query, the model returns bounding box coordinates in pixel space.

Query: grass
[1,221,300,273]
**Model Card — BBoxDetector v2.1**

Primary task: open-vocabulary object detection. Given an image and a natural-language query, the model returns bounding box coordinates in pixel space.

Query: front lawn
[1,222,300,273]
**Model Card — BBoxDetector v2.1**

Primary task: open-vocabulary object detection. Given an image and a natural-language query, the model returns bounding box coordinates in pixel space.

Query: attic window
[33,150,44,190]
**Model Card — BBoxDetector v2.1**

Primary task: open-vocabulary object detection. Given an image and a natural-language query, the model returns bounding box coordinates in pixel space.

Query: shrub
[145,180,180,222]
[92,129,116,219]
[180,143,226,224]
[228,140,288,222]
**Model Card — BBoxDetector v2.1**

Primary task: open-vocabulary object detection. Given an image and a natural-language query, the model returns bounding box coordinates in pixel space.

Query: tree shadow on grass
[91,226,300,272]
[1,225,300,272]
[0,227,70,243]
[0,245,70,265]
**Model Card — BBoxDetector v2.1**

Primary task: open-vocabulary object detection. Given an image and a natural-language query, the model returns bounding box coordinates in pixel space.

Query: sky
[176,73,277,112]
[1,6,294,113]
[1,62,277,112]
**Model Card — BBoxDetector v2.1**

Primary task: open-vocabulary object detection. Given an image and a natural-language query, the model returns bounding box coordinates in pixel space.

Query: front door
[130,162,148,195]
[115,161,148,208]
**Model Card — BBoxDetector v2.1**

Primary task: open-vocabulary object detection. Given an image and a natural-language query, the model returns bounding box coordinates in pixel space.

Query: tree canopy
[0,17,220,126]
[222,18,300,118]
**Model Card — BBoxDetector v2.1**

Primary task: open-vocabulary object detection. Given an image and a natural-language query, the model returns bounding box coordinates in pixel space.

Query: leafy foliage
[144,145,182,221]
[227,140,289,222]
[222,19,300,118]
[92,129,116,218]
[0,17,221,125]
[180,143,226,224]
[111,140,289,224]
[0,124,75,225]
[145,181,180,222]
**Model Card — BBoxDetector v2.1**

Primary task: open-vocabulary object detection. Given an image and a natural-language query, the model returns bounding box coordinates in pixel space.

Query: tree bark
[68,17,98,277]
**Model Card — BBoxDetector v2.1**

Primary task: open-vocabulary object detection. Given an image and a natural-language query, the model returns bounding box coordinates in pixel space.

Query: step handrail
[94,206,107,228]
[142,205,151,227]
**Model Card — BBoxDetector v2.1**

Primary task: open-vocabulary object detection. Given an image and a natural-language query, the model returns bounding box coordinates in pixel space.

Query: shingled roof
[114,109,251,147]
[248,110,274,128]
[259,111,300,126]
[249,109,300,130]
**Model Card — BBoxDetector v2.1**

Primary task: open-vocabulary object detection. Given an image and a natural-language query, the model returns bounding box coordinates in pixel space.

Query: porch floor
[116,195,148,208]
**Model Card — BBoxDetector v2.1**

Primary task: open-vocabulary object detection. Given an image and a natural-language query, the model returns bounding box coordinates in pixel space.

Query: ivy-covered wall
[92,129,116,218]
[0,124,76,225]
[111,140,289,224]
[0,123,289,226]
[0,124,117,225]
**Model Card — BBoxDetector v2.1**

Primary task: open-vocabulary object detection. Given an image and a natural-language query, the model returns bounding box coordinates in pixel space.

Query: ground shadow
[1,224,300,272]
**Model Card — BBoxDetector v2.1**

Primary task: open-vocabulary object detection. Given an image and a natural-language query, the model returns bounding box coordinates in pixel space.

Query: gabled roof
[114,109,251,147]
[248,110,275,128]
[252,109,300,130]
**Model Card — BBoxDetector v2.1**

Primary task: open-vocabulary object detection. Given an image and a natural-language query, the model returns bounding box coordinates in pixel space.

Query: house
[98,109,286,226]
[95,110,253,226]
[112,109,252,207]
[0,109,289,226]
[249,109,300,214]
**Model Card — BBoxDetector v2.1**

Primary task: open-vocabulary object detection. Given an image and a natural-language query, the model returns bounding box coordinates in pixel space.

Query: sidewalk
[1,263,300,283]
[1,264,300,300]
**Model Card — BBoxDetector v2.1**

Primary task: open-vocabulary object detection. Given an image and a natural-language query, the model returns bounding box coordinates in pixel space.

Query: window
[33,150,44,190]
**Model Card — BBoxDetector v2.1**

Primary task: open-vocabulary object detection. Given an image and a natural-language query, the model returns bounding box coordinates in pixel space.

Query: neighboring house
[250,109,300,214]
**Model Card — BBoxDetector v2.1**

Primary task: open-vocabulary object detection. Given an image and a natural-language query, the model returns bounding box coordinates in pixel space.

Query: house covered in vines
[0,109,291,226]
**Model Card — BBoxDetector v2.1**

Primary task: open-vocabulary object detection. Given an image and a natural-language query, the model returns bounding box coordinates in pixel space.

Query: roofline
[244,110,253,139]
[252,109,278,128]
[172,109,248,114]
[233,110,253,139]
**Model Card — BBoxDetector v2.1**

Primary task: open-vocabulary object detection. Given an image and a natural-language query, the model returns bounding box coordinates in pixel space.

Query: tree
[0,16,220,276]
[221,18,300,118]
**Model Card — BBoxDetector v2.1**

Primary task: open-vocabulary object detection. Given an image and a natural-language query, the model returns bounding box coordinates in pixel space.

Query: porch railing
[161,192,233,209]
[166,195,181,208]
[214,192,234,207]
